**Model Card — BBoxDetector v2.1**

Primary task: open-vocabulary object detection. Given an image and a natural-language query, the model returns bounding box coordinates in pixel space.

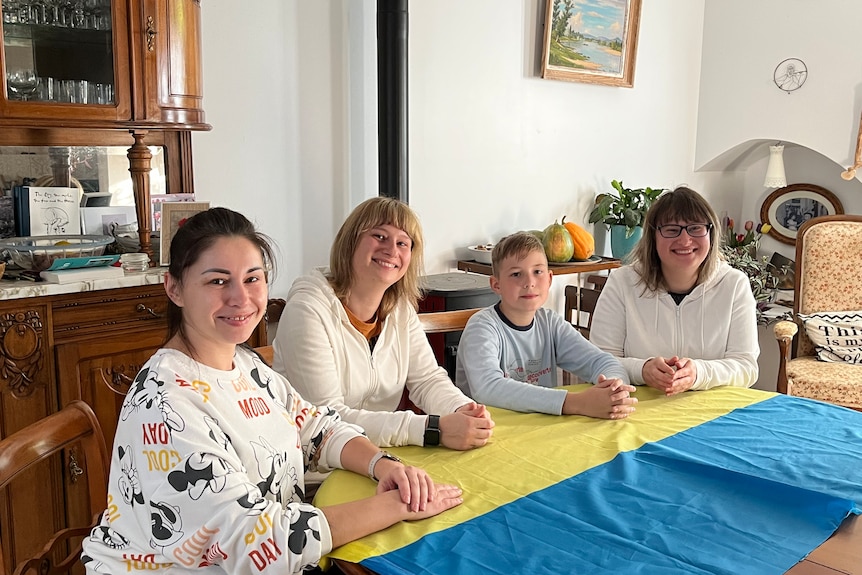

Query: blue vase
[610,225,643,260]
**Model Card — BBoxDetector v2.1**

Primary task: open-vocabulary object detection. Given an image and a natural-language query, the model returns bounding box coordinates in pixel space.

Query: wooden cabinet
[0,284,266,572]
[0,0,207,129]
[0,0,208,258]
[131,0,205,126]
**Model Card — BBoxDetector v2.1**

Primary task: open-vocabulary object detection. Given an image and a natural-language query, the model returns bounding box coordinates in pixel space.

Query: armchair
[773,215,862,410]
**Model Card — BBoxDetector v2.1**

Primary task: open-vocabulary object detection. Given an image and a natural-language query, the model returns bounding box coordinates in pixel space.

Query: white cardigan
[590,262,759,390]
[273,270,472,447]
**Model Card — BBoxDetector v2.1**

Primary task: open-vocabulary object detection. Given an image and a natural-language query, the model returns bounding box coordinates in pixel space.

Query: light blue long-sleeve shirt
[455,305,629,414]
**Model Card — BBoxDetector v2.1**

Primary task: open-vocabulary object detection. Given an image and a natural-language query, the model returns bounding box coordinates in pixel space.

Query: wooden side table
[457,256,622,276]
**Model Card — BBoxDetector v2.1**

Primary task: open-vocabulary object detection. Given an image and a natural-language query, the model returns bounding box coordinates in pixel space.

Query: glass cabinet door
[0,0,130,120]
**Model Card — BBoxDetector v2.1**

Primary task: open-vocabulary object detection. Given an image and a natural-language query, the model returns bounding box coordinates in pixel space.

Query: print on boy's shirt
[505,358,549,384]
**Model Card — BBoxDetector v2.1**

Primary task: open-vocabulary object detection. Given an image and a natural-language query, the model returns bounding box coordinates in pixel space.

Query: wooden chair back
[255,345,275,366]
[417,308,482,334]
[266,298,286,344]
[793,215,862,357]
[0,401,109,575]
[562,275,609,385]
[563,274,608,338]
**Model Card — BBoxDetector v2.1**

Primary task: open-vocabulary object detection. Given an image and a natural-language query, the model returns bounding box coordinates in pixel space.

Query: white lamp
[764,143,787,188]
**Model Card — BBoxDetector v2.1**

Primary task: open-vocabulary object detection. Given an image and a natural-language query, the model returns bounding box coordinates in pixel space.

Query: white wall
[696,0,862,172]
[193,1,344,293]
[696,0,862,257]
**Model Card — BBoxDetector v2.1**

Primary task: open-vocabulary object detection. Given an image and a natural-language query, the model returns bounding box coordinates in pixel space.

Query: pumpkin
[562,216,595,260]
[542,220,574,263]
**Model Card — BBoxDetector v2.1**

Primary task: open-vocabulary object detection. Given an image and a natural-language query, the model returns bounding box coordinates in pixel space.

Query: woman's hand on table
[390,484,464,521]
[441,403,496,450]
[642,356,696,396]
[563,375,637,419]
[375,460,435,512]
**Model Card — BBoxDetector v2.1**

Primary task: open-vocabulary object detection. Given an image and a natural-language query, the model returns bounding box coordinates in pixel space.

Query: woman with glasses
[590,187,759,395]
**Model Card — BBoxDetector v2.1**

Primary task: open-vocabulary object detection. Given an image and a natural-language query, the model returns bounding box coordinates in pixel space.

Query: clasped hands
[563,374,637,419]
[440,402,495,450]
[642,356,697,396]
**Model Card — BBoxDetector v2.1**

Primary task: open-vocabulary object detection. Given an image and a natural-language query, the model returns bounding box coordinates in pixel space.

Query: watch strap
[367,450,401,481]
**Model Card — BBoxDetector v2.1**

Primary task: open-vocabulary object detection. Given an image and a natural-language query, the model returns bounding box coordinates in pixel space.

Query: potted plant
[719,217,789,325]
[588,180,664,259]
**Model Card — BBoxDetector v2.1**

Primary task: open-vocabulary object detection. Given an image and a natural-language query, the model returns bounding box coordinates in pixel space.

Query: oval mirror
[759,183,844,245]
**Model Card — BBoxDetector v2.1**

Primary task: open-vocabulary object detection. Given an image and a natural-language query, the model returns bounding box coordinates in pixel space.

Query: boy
[455,232,637,418]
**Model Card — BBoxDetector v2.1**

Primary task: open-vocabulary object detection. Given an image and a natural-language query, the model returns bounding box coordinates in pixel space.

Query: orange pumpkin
[562,216,595,260]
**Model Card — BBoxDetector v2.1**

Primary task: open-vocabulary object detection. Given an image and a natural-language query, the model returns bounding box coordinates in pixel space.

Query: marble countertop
[0,267,167,301]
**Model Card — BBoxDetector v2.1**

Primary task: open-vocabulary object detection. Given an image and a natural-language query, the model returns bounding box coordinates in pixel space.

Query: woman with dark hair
[82,207,462,575]
[590,187,759,395]
[273,197,494,452]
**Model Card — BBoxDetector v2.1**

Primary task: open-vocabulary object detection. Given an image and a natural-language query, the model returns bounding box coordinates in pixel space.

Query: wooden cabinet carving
[0,285,266,572]
[0,307,45,397]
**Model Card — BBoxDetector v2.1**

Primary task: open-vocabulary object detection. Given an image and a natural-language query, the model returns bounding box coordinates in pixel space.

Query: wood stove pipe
[377,0,408,202]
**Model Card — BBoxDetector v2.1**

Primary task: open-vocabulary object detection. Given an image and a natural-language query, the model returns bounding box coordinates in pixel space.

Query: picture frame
[160,201,210,266]
[80,206,137,236]
[760,184,844,245]
[540,0,642,88]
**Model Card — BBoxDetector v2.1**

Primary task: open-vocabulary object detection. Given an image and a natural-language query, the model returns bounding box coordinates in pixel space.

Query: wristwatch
[368,450,401,481]
[424,414,441,447]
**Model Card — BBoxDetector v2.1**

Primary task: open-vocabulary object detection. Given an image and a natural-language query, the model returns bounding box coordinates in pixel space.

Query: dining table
[315,385,862,575]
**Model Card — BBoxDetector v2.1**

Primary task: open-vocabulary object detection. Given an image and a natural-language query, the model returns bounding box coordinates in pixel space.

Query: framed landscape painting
[541,0,642,88]
[160,201,210,266]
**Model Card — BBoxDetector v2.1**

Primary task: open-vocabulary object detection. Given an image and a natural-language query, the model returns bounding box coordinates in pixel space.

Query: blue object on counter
[46,255,120,271]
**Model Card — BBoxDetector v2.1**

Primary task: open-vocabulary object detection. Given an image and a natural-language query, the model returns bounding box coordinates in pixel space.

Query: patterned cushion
[798,311,862,363]
[786,356,862,409]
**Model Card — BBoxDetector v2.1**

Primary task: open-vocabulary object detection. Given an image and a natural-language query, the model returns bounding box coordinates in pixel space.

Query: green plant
[588,180,665,238]
[720,244,788,325]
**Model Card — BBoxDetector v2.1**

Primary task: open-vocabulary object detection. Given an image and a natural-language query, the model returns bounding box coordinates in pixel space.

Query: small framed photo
[540,0,642,88]
[81,206,137,235]
[160,202,210,266]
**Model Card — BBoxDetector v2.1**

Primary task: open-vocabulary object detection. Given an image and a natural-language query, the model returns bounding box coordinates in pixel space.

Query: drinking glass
[7,69,38,101]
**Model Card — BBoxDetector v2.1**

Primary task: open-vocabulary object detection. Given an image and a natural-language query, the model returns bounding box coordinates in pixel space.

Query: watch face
[424,428,441,446]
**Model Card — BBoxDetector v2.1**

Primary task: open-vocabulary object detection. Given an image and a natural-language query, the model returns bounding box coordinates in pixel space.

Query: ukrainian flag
[317,387,862,574]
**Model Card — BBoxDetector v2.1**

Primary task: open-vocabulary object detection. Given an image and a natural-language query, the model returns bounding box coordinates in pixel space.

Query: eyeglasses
[656,223,713,238]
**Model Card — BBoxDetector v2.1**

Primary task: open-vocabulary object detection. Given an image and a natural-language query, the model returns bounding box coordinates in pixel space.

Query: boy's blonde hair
[491,232,547,277]
[328,197,425,318]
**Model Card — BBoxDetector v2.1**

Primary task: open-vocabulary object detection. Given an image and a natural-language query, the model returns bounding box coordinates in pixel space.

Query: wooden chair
[563,274,608,338]
[0,401,109,575]
[773,215,862,410]
[417,308,482,334]
[266,298,286,344]
[562,274,609,385]
[255,345,275,366]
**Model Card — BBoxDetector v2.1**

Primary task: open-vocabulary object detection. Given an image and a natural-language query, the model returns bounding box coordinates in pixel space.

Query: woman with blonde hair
[273,197,494,454]
[590,186,759,395]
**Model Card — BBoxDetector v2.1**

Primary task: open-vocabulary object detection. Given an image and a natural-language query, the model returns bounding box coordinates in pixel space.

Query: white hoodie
[272,270,472,447]
[590,262,759,389]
